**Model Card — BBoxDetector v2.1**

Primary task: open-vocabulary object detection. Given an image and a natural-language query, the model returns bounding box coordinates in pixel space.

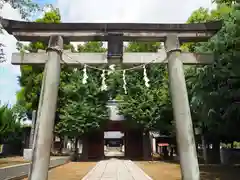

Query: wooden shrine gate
[87,120,145,160]
[86,129,144,160]
[0,18,222,180]
[105,120,145,160]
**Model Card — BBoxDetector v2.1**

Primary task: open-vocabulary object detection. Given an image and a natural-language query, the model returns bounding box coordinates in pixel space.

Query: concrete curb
[0,156,70,180]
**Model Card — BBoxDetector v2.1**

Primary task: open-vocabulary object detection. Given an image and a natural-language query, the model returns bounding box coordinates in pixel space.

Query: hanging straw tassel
[101,70,107,91]
[143,65,150,88]
[108,64,116,75]
[123,70,127,94]
[82,64,88,84]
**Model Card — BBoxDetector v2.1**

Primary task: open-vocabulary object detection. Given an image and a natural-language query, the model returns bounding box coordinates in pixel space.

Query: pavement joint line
[81,161,102,180]
[128,160,153,180]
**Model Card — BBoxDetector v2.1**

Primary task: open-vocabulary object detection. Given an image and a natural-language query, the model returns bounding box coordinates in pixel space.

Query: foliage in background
[1,0,41,20]
[0,104,22,144]
[113,42,173,133]
[13,1,240,145]
[0,0,43,62]
[185,2,240,142]
[17,9,110,137]
[55,42,109,137]
[55,67,109,137]
[17,8,64,113]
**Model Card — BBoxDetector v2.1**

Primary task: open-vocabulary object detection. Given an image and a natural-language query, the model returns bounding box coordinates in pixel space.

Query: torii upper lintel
[0,18,222,42]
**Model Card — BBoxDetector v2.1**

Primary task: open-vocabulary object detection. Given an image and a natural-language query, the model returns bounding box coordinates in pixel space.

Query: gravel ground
[136,161,240,180]
[23,162,96,180]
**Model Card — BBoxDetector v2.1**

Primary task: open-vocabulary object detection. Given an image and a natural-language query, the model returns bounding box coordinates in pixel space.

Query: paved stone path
[82,158,152,180]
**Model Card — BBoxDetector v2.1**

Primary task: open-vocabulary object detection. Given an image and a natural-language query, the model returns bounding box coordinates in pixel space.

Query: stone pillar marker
[152,138,156,154]
[28,36,62,180]
[29,110,37,148]
[165,34,200,180]
[23,110,37,160]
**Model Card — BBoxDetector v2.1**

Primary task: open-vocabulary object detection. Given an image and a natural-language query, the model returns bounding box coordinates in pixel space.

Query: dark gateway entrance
[87,120,144,160]
[104,131,124,157]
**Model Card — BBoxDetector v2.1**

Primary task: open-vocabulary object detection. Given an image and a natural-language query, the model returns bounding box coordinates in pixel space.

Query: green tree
[55,68,109,137]
[17,8,68,112]
[125,42,161,52]
[214,0,236,5]
[188,2,239,136]
[77,42,106,52]
[55,42,108,159]
[2,0,40,19]
[0,104,23,144]
[113,42,173,134]
[0,0,42,62]
[185,1,240,162]
[181,4,232,52]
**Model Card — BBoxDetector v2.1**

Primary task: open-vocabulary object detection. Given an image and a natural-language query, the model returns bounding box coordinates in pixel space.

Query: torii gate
[1,18,222,180]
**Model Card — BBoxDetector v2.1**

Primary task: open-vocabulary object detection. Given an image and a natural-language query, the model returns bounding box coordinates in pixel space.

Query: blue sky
[0,0,215,106]
[0,0,54,106]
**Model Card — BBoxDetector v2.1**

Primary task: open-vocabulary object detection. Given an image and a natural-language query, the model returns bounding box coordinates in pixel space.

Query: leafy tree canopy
[109,42,173,133]
[185,1,240,141]
[55,67,109,137]
[17,9,109,137]
[1,0,40,20]
[0,104,23,144]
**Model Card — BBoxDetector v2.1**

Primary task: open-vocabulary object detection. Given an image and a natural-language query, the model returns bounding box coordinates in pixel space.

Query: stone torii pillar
[28,36,62,180]
[165,34,199,180]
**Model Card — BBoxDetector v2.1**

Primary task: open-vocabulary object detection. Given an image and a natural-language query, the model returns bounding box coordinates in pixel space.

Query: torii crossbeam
[1,18,222,180]
[1,18,221,42]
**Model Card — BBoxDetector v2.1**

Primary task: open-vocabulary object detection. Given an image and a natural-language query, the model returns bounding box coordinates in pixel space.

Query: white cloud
[57,0,215,23]
[56,0,215,49]
[37,4,56,19]
[0,3,23,105]
[0,31,19,74]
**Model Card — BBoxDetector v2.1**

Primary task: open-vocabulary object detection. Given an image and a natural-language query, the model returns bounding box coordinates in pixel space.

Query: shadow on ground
[135,161,240,180]
[200,164,240,180]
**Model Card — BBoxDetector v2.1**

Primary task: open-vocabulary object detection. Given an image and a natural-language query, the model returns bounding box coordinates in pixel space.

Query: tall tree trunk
[201,134,208,164]
[175,143,178,156]
[170,146,174,158]
[51,134,55,154]
[63,136,68,151]
[70,137,79,161]
[74,137,78,154]
[59,137,63,154]
[162,146,168,158]
[212,139,220,164]
[143,131,151,160]
[81,135,89,161]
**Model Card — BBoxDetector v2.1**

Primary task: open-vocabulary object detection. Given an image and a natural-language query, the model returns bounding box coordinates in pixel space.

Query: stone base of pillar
[220,148,230,165]
[23,148,33,161]
[173,155,180,161]
[62,148,70,154]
